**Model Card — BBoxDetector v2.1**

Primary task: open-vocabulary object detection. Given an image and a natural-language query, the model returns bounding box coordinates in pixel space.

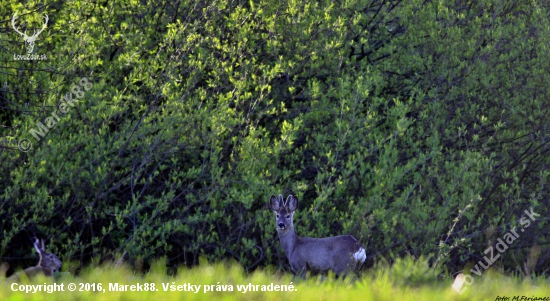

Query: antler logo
[11,13,48,54]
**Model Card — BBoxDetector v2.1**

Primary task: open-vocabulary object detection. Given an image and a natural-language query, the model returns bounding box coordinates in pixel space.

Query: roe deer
[269,194,366,278]
[7,237,62,282]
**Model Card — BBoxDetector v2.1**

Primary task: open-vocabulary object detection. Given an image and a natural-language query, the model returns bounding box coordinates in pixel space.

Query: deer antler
[29,15,49,41]
[11,13,28,39]
[11,13,48,42]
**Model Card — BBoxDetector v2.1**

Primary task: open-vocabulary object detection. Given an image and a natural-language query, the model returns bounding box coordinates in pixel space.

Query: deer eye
[286,215,290,218]
[276,214,279,218]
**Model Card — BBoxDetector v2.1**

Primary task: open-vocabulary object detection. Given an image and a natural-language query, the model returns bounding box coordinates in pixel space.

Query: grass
[2,256,549,300]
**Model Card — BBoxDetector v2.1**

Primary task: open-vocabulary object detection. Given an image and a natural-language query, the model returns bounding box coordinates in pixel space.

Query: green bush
[0,0,548,278]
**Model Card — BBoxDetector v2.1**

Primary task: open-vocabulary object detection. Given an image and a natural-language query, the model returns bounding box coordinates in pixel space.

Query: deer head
[270,194,298,232]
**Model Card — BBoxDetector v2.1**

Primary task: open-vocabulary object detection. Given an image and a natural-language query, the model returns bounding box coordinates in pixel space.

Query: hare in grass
[7,237,62,282]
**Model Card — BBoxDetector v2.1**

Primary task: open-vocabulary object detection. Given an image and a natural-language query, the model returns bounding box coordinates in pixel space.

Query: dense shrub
[1,0,548,276]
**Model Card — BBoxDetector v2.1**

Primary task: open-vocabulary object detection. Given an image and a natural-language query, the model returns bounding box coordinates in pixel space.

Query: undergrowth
[2,256,549,301]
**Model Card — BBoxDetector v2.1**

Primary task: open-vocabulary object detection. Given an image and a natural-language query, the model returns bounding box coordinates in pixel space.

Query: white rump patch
[353,247,366,263]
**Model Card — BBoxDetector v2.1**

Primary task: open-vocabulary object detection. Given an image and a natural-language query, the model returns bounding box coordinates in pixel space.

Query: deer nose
[277,223,285,229]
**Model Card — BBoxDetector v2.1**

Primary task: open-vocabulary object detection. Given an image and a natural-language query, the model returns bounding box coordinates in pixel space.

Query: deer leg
[291,260,307,278]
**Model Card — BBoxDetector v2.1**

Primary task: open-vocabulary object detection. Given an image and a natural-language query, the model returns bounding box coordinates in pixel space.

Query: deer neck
[278,226,298,256]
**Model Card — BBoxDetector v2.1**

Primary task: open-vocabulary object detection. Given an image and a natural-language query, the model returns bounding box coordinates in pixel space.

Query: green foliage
[0,0,548,279]
[374,255,443,287]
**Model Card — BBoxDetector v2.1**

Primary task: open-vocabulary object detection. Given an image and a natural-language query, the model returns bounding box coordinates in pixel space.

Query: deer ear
[33,237,43,254]
[287,195,298,212]
[269,195,280,211]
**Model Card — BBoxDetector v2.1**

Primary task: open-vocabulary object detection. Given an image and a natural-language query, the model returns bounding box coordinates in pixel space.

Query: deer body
[270,194,366,277]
